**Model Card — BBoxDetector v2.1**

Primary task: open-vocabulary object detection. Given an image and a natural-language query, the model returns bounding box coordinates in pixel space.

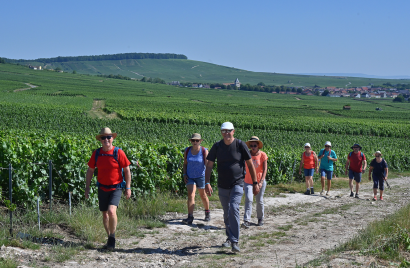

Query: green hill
[3,53,409,87]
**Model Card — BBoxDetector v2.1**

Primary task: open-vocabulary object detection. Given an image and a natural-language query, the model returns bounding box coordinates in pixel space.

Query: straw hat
[246,136,263,149]
[96,127,117,141]
[189,133,203,141]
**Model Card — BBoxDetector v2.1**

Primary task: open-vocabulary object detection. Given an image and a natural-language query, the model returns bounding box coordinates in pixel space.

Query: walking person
[85,127,131,251]
[182,133,210,225]
[299,143,318,195]
[368,151,389,201]
[242,136,268,228]
[205,122,259,252]
[345,143,367,198]
[318,141,337,196]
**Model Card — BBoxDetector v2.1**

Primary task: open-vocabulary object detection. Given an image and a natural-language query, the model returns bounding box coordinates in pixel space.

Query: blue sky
[1,0,409,77]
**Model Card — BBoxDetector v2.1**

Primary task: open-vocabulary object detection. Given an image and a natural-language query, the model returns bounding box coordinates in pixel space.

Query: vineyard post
[37,195,40,230]
[69,192,72,216]
[48,160,52,210]
[9,163,13,236]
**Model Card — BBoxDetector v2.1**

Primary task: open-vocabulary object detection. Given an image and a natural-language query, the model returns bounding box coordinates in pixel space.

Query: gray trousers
[218,185,243,243]
[243,180,266,222]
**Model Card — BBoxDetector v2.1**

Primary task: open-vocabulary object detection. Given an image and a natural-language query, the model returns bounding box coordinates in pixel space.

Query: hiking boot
[355,193,359,199]
[257,219,264,226]
[222,238,231,248]
[204,211,211,222]
[320,190,325,195]
[311,188,314,194]
[182,215,194,225]
[304,189,311,195]
[350,191,354,197]
[241,221,250,229]
[231,242,240,252]
[107,236,115,251]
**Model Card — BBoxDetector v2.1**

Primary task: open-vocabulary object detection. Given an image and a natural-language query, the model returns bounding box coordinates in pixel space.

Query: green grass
[0,257,18,268]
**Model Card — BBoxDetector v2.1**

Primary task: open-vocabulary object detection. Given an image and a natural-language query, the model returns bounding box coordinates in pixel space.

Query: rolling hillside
[4,54,410,87]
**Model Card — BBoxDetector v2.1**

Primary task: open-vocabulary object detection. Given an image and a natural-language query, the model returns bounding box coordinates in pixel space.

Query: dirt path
[2,177,409,267]
[13,83,37,92]
[88,100,119,119]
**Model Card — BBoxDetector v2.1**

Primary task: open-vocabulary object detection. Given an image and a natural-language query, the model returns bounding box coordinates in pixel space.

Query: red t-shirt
[347,151,366,173]
[88,147,131,191]
[244,151,268,184]
[303,151,316,169]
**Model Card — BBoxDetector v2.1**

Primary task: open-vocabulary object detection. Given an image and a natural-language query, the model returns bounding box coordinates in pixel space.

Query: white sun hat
[220,122,234,130]
[324,141,332,146]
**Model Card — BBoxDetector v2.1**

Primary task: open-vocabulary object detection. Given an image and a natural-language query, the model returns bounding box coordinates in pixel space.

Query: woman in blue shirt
[368,151,389,201]
[182,133,210,225]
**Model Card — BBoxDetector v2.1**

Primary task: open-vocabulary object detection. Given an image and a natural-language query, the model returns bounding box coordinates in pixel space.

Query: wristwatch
[253,181,258,185]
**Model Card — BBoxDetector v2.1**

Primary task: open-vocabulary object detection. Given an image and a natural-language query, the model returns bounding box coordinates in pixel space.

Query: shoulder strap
[94,148,101,167]
[361,152,364,157]
[201,146,206,163]
[184,146,192,161]
[113,146,119,164]
[349,152,352,157]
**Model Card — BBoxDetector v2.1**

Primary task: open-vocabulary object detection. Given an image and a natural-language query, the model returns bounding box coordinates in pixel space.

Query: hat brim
[351,146,362,150]
[246,140,263,149]
[96,133,117,141]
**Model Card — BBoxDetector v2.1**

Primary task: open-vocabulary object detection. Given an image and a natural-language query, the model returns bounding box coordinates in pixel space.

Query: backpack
[349,151,364,158]
[94,146,126,189]
[184,146,207,164]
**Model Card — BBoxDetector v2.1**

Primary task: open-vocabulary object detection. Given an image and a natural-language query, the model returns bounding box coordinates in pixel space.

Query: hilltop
[3,53,410,87]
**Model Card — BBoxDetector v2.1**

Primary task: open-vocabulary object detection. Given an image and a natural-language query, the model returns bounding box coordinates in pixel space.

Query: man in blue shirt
[318,141,338,196]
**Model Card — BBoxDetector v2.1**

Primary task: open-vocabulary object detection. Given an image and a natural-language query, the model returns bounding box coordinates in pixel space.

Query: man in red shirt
[85,127,131,251]
[345,144,367,198]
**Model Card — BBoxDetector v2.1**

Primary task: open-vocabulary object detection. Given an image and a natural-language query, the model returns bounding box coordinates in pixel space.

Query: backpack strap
[201,146,206,164]
[184,146,192,162]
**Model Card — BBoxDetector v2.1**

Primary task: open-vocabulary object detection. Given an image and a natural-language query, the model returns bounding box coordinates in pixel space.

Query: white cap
[221,122,234,130]
[304,143,311,148]
[325,141,332,146]
[374,150,382,155]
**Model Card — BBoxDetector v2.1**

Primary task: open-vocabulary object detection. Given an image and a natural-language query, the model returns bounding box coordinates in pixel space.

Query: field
[8,57,410,87]
[0,62,410,206]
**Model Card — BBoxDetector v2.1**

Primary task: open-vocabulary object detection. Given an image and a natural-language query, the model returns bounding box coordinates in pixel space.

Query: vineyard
[0,63,409,206]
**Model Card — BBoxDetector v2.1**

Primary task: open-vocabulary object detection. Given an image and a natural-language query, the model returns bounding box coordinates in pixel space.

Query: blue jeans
[244,180,267,222]
[218,185,243,243]
[186,176,205,189]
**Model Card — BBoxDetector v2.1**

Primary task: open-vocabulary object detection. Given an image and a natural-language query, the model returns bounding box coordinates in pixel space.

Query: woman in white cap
[318,141,338,196]
[299,143,318,195]
[242,136,268,228]
[368,151,389,201]
[182,133,210,225]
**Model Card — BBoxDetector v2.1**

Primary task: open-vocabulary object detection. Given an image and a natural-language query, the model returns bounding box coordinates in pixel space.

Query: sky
[1,0,409,78]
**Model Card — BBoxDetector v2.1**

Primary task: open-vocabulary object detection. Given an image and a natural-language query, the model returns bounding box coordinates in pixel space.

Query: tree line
[4,53,188,64]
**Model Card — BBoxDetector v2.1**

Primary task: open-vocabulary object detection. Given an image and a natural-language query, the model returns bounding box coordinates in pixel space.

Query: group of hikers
[85,124,389,252]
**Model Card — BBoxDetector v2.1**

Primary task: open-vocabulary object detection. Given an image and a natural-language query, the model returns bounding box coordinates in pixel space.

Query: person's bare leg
[107,205,118,235]
[198,188,209,210]
[187,184,196,215]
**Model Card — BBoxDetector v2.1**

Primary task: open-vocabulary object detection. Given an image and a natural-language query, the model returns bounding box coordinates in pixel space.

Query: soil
[2,177,410,268]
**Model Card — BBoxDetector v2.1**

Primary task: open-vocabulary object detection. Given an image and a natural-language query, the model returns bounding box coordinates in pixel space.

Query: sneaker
[355,193,359,199]
[350,192,354,197]
[373,196,377,201]
[326,192,330,196]
[241,221,250,229]
[204,211,211,222]
[380,196,384,201]
[231,242,240,252]
[257,219,264,226]
[107,236,115,251]
[304,189,311,195]
[320,190,325,195]
[222,238,231,248]
[311,188,314,194]
[182,215,194,225]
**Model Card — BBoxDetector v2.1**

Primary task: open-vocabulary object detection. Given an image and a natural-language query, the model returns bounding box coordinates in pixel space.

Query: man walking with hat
[85,127,132,251]
[205,122,259,252]
[345,143,367,198]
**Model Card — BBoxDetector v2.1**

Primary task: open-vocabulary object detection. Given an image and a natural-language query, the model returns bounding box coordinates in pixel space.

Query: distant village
[168,78,409,99]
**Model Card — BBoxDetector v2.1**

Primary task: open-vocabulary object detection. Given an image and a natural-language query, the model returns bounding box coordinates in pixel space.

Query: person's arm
[384,167,389,180]
[368,166,373,181]
[362,160,367,173]
[328,151,337,162]
[203,149,208,168]
[245,158,260,194]
[183,149,188,184]
[318,150,324,159]
[259,159,268,188]
[299,153,304,175]
[204,160,214,196]
[85,167,94,199]
[123,165,131,199]
[345,158,350,175]
[313,152,319,171]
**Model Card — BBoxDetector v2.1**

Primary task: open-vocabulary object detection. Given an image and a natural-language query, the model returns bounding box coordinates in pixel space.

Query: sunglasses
[221,129,233,134]
[353,147,359,149]
[250,145,258,148]
[191,139,200,143]
[375,155,381,157]
[100,136,112,140]
[325,145,331,147]
[305,146,310,148]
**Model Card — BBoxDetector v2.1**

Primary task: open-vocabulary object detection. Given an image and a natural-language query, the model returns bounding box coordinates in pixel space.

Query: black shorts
[98,188,122,211]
